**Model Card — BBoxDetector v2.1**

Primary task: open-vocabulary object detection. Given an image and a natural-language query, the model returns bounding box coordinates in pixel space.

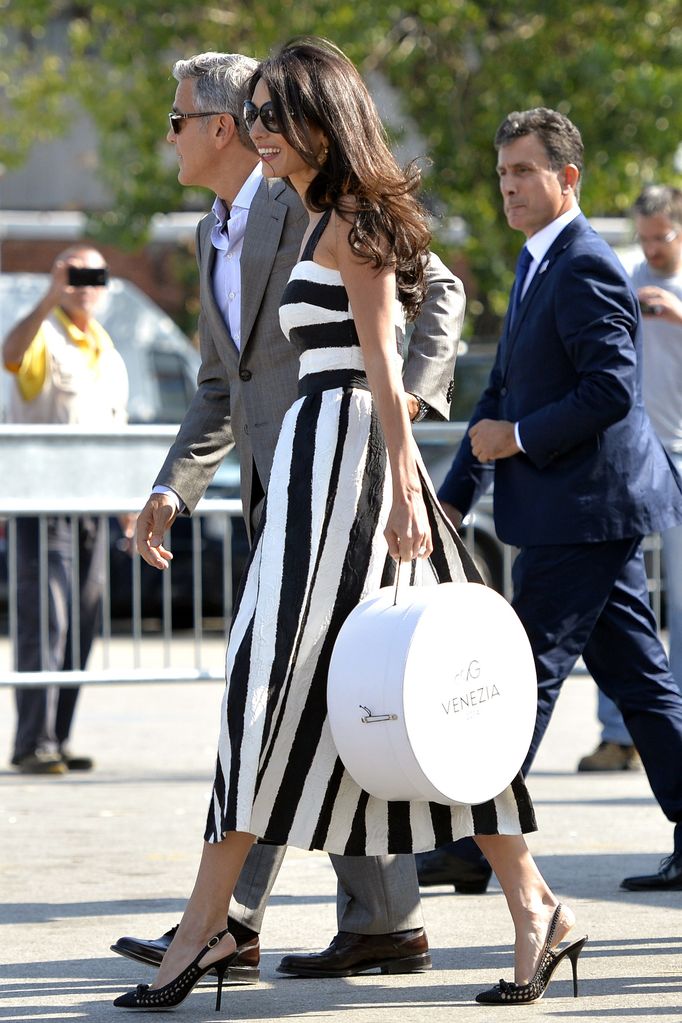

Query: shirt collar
[526,206,581,264]
[53,307,112,360]
[211,164,263,227]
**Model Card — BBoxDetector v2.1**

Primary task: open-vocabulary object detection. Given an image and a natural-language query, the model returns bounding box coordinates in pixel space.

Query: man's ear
[562,163,580,194]
[214,114,237,149]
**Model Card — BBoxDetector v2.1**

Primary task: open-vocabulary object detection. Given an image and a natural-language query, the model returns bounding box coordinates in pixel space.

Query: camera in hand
[68,266,109,287]
[639,298,662,316]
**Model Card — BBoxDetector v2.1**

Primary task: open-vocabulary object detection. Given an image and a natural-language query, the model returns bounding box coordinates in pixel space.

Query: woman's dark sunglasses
[243,100,281,134]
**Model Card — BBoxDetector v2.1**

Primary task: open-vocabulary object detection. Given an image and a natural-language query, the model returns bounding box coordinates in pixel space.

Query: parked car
[434,340,504,590]
[449,339,498,422]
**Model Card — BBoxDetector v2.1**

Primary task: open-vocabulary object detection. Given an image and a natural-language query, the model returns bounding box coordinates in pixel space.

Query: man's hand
[469,419,520,463]
[135,493,177,569]
[638,285,682,326]
[406,392,420,422]
[117,512,138,557]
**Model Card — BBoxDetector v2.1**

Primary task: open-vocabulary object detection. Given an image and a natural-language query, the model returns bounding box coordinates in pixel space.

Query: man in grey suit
[112,51,465,982]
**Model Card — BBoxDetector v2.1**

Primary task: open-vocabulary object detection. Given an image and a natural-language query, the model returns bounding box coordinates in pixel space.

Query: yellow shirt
[10,307,114,402]
[6,307,128,426]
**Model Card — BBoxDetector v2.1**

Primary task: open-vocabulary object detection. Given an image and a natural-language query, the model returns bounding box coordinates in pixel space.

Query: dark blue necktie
[510,245,533,328]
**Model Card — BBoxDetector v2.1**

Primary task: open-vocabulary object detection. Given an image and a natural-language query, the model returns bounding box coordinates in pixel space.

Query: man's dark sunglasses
[243,100,281,134]
[168,110,237,135]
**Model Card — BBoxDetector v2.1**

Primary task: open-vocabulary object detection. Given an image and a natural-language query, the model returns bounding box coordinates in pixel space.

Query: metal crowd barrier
[0,426,242,686]
[0,425,666,687]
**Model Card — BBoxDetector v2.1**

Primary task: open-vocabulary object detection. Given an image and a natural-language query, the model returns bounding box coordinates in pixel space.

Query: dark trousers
[515,537,682,820]
[12,516,105,763]
[438,535,682,865]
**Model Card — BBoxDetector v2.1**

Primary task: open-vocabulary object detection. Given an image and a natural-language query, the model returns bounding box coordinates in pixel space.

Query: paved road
[1,640,680,1022]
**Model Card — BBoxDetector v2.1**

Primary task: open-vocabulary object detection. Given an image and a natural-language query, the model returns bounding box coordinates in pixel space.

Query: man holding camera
[579,186,682,776]
[3,245,129,774]
[632,185,682,688]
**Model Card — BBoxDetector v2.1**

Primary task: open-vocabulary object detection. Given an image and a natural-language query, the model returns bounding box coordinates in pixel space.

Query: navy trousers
[515,536,682,822]
[12,516,105,763]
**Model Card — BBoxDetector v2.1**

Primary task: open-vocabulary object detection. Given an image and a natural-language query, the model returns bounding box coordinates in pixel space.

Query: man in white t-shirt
[3,245,129,774]
[579,186,682,774]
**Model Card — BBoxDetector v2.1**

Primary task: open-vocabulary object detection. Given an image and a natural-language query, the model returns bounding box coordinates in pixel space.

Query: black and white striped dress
[205,212,536,854]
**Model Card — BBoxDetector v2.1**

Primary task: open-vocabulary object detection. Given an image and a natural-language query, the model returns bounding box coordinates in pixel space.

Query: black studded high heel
[475,904,588,1004]
[113,927,237,1011]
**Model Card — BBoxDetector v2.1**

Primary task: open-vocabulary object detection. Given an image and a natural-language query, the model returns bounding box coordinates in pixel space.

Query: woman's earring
[319,145,329,166]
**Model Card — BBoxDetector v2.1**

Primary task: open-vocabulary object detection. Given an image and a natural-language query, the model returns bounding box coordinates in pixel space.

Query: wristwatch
[411,395,430,422]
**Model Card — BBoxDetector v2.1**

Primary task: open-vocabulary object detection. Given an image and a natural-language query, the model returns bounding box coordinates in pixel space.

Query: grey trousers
[231,843,423,935]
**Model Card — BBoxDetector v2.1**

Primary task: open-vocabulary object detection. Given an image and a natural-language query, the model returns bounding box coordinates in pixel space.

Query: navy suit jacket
[440,214,682,547]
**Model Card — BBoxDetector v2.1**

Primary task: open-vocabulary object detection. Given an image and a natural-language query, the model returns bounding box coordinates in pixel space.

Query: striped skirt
[205,382,536,854]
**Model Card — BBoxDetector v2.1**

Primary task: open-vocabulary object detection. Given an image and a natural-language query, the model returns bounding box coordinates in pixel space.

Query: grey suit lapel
[239,178,289,352]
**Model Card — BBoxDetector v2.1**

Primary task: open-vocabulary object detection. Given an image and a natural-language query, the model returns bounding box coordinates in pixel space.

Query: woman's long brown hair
[247,37,431,320]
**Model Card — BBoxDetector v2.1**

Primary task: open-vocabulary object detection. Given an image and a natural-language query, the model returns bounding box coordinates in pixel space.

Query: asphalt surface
[1,635,681,1022]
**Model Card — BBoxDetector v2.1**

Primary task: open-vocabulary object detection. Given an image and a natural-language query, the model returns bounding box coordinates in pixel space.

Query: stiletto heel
[566,935,587,997]
[476,904,588,1005]
[214,958,229,1012]
[113,927,237,1011]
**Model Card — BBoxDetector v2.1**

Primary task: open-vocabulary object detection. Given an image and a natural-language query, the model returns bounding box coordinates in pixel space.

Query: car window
[450,351,496,422]
[149,350,196,423]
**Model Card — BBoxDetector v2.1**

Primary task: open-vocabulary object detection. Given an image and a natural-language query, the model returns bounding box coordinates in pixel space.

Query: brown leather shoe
[577,741,642,772]
[277,929,431,977]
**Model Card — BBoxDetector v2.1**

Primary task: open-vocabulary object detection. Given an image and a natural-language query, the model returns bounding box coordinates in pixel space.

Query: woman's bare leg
[475,834,575,984]
[151,831,256,988]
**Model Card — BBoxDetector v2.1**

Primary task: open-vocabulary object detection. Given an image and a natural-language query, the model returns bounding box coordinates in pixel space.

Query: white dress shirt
[518,206,581,299]
[210,164,263,351]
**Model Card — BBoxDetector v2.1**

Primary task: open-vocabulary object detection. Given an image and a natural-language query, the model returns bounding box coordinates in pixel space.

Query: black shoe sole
[620,881,682,892]
[110,945,260,984]
[453,880,490,894]
[418,873,491,893]
[277,952,432,978]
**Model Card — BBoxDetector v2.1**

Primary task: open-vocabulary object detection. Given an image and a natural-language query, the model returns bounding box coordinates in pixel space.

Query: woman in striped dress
[114,38,583,1011]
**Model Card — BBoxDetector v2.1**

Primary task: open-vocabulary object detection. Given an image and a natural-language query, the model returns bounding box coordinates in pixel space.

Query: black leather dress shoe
[110,921,260,984]
[621,851,682,891]
[415,849,492,893]
[277,928,431,977]
[60,749,95,771]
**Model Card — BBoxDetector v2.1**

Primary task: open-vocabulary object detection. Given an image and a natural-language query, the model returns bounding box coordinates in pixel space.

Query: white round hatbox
[327,582,537,806]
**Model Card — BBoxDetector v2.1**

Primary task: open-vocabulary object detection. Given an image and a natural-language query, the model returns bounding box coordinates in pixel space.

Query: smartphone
[639,298,662,317]
[68,266,109,287]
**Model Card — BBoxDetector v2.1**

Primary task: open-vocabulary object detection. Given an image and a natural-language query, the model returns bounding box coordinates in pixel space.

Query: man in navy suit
[436,108,682,891]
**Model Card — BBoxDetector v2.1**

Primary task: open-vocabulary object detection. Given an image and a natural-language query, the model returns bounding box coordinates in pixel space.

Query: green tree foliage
[372,1,682,327]
[1,0,680,332]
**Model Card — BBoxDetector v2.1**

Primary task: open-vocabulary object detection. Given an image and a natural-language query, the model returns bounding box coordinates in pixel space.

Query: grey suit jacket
[156,175,465,537]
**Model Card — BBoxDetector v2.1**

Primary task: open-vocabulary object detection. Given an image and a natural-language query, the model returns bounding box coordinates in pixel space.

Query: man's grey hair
[632,185,682,228]
[172,52,259,144]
